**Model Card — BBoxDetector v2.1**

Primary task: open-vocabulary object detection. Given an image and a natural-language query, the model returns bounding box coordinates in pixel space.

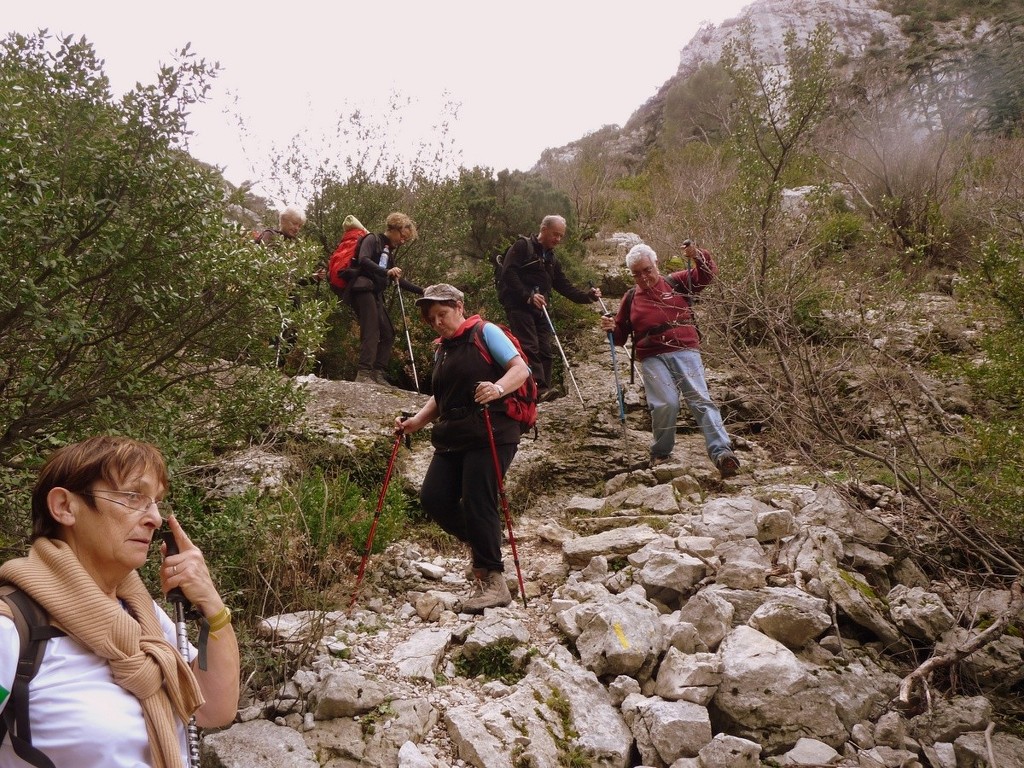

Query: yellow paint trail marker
[613,622,630,649]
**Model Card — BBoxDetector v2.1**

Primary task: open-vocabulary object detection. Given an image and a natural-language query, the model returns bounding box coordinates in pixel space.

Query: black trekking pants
[419,443,517,573]
[504,305,553,392]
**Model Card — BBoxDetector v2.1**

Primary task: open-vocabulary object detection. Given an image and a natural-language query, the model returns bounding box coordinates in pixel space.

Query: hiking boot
[466,566,487,598]
[372,369,389,385]
[537,388,561,403]
[649,454,671,469]
[462,570,512,613]
[716,451,740,479]
[354,368,376,384]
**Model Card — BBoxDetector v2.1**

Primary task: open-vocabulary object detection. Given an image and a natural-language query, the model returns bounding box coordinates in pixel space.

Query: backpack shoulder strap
[514,235,539,261]
[353,232,370,261]
[0,586,64,768]
[664,272,691,299]
[623,286,636,312]
[621,287,637,343]
[470,321,495,366]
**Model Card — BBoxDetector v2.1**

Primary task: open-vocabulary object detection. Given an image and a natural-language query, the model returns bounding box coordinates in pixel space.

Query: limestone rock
[310,669,388,719]
[631,697,713,766]
[713,626,848,752]
[202,719,319,767]
[563,524,663,566]
[697,733,761,768]
[391,628,452,682]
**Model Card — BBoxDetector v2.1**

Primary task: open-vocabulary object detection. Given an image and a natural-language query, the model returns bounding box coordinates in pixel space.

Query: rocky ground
[199,306,1024,768]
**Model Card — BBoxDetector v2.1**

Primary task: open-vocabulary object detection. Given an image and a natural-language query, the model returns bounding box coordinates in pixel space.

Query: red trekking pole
[481,406,528,608]
[348,429,404,614]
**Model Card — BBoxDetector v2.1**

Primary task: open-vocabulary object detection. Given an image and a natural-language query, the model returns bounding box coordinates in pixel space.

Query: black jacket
[350,232,423,295]
[430,320,520,451]
[497,235,593,308]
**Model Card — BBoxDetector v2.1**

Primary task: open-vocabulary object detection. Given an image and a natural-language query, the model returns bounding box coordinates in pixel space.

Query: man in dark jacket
[497,215,600,400]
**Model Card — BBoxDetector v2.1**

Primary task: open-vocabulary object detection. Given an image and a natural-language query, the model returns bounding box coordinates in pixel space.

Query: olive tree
[721,21,840,283]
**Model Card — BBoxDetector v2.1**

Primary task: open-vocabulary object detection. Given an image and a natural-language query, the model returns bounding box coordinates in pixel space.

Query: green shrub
[941,239,1024,535]
[792,292,838,343]
[0,31,313,471]
[455,638,533,685]
[815,212,865,259]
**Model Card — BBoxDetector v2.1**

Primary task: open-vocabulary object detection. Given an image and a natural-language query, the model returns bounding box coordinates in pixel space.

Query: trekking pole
[595,295,627,437]
[348,429,405,614]
[274,306,287,369]
[162,531,202,768]
[481,404,528,608]
[534,289,585,407]
[395,279,420,391]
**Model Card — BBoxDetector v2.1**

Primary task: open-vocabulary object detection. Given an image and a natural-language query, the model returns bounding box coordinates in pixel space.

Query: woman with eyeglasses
[0,435,239,768]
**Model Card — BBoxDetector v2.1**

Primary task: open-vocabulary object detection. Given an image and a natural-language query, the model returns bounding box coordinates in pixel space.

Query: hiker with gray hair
[254,205,325,371]
[600,241,740,478]
[255,204,308,246]
[397,284,530,612]
[497,214,601,401]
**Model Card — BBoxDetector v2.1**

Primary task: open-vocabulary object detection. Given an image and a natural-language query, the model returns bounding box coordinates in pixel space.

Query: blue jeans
[641,349,731,461]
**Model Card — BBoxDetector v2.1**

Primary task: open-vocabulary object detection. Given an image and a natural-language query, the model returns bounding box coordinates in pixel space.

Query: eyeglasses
[631,265,658,279]
[78,490,166,517]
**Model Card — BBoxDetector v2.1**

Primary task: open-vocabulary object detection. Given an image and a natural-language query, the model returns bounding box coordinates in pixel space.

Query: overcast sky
[6,1,752,204]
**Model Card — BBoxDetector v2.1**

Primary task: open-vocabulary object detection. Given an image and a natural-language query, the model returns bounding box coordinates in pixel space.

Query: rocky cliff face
[676,0,903,76]
[539,0,908,170]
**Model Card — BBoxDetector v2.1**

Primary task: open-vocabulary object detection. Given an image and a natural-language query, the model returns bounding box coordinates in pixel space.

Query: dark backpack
[0,586,65,768]
[470,321,538,435]
[492,235,534,294]
[328,222,370,297]
[253,228,276,244]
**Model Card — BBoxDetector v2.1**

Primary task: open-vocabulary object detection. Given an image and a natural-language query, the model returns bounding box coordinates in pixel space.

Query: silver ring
[172,565,177,574]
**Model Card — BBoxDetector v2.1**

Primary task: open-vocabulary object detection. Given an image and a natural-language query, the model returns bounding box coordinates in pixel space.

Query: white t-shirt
[0,600,192,767]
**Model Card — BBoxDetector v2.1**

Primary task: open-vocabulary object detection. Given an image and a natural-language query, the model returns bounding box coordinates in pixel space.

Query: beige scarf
[0,538,204,768]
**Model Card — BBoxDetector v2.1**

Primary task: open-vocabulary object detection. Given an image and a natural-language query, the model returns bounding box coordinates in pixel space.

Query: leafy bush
[0,32,315,483]
[150,455,412,621]
[943,239,1024,534]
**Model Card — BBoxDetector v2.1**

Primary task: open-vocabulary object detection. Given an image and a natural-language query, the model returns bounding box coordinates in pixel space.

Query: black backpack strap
[0,586,64,768]
[664,273,701,341]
